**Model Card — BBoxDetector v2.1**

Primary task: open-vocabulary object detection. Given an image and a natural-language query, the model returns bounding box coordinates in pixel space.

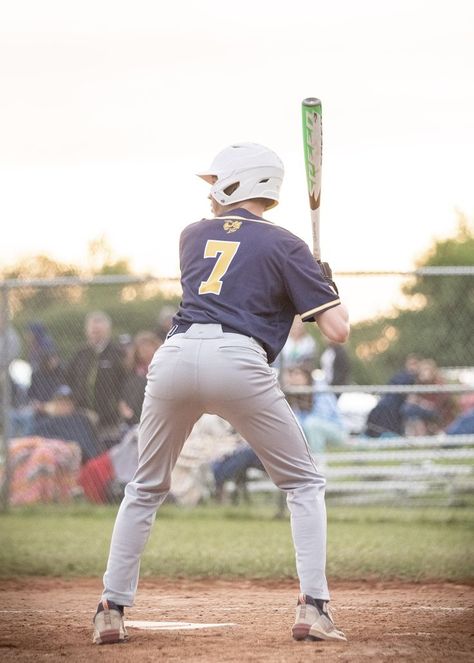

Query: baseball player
[93,143,349,644]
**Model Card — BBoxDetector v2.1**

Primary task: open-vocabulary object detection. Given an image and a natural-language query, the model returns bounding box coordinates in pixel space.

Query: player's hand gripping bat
[301,97,338,294]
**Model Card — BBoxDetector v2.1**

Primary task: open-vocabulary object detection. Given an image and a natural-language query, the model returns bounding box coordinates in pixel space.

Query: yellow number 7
[199,240,241,295]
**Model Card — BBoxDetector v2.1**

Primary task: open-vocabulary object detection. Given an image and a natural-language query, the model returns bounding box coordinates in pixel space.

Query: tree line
[2,217,473,384]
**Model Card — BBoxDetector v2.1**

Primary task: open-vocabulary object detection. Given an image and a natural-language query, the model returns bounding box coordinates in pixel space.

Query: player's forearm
[315,304,350,344]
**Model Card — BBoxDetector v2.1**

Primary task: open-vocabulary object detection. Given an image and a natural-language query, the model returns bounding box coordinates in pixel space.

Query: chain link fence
[1,268,473,510]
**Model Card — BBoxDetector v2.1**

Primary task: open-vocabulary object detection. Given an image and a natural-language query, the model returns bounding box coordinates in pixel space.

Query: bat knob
[303,97,321,106]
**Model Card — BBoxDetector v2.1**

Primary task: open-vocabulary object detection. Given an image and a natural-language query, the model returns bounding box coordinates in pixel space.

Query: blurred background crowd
[1,306,473,508]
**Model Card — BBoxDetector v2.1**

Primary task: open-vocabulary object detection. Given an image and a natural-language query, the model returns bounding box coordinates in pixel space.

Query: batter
[93,142,350,644]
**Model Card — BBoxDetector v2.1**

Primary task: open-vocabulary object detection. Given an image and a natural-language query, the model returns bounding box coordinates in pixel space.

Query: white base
[125,620,237,631]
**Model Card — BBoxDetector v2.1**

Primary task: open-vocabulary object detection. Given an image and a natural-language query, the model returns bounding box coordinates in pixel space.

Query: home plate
[125,620,237,631]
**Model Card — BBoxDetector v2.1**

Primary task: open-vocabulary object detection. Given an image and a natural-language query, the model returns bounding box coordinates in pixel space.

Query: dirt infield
[0,578,473,662]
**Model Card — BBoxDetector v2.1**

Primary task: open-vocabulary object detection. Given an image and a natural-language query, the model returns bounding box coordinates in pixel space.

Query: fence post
[0,284,12,511]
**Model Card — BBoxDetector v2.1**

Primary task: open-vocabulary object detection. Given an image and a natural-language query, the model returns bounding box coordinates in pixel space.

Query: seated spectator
[118,334,135,372]
[119,331,162,427]
[9,362,35,438]
[9,336,65,439]
[132,330,162,377]
[445,408,474,435]
[446,393,474,435]
[365,354,421,437]
[282,366,347,459]
[320,342,351,399]
[212,443,265,502]
[29,348,67,410]
[80,424,139,504]
[25,322,56,371]
[81,414,236,505]
[79,393,148,504]
[170,415,241,505]
[67,311,126,445]
[402,358,458,436]
[281,316,318,373]
[32,385,101,463]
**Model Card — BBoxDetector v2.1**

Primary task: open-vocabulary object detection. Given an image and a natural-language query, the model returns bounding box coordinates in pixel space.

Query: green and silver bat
[301,97,323,260]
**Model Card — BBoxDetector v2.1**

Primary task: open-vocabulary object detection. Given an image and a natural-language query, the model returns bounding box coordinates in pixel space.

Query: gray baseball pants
[102,324,330,605]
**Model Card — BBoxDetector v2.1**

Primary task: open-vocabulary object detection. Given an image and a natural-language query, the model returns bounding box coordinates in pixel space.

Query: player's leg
[93,393,202,644]
[202,334,345,641]
[100,393,202,608]
[219,399,345,641]
[93,336,204,644]
[217,392,329,599]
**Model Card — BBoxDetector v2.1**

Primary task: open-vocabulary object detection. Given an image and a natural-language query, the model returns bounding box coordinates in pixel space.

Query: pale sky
[1,0,473,287]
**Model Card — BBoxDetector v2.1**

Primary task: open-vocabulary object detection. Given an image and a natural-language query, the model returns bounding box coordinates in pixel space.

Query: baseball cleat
[93,599,128,645]
[292,593,346,642]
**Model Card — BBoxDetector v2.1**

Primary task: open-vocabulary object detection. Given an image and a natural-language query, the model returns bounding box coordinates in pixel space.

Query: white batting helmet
[197,143,284,209]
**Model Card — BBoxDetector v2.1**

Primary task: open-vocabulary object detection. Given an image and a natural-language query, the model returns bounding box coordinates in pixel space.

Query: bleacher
[234,434,474,507]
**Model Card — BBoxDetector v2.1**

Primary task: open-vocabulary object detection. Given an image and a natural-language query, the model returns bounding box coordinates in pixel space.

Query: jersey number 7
[198,240,241,296]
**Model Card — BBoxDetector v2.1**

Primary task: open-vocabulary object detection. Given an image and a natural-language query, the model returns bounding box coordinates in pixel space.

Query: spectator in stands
[118,334,134,372]
[9,345,68,437]
[67,311,126,443]
[25,322,56,371]
[364,354,421,437]
[29,347,67,409]
[402,358,458,435]
[133,331,163,377]
[32,385,101,463]
[119,331,162,427]
[81,414,235,506]
[446,393,474,435]
[174,415,241,506]
[320,342,351,399]
[281,316,318,373]
[9,368,34,438]
[282,366,346,459]
[79,423,138,504]
[212,442,265,502]
[80,374,149,506]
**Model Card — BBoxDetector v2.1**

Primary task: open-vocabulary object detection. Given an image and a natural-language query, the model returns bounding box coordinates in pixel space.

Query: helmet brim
[196,172,216,184]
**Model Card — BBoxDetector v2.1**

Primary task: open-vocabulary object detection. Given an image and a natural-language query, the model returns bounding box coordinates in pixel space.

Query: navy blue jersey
[172,208,340,363]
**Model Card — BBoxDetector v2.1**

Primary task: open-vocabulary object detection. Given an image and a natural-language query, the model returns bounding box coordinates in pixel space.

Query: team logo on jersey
[223,220,242,234]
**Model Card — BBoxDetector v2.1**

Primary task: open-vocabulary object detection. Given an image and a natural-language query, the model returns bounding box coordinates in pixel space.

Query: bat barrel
[301,97,322,259]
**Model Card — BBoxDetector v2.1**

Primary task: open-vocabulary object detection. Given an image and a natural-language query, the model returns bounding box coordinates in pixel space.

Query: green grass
[0,503,473,581]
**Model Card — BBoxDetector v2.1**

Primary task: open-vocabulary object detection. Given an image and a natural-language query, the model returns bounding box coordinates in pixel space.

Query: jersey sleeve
[282,238,341,322]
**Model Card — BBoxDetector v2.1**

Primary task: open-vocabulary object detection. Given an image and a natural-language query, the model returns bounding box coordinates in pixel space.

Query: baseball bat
[301,97,323,260]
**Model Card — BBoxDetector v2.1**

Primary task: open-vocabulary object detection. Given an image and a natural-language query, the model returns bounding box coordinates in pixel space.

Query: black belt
[168,322,251,339]
[168,322,267,357]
